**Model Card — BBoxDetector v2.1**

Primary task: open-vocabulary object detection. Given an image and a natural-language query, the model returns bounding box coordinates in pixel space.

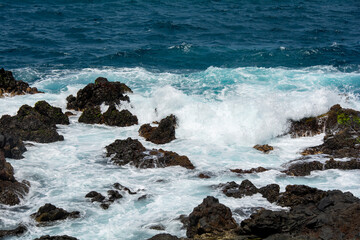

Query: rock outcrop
[289,104,360,159]
[66,77,132,111]
[239,185,360,240]
[284,158,360,176]
[0,143,29,206]
[139,115,177,144]
[105,138,194,169]
[219,180,280,203]
[230,167,268,174]
[0,68,41,97]
[0,225,27,238]
[31,203,80,223]
[78,104,138,127]
[0,101,69,153]
[34,236,78,240]
[186,196,238,238]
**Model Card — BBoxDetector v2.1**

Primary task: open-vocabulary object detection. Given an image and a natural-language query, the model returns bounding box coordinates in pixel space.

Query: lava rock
[0,225,27,238]
[139,115,177,144]
[284,159,360,176]
[289,104,360,159]
[34,235,78,240]
[78,106,103,124]
[85,191,105,202]
[239,185,360,240]
[0,149,29,205]
[147,234,180,240]
[103,105,138,127]
[66,77,131,110]
[186,196,238,238]
[230,167,268,174]
[0,68,42,97]
[253,144,274,153]
[219,180,280,203]
[0,101,69,150]
[31,203,80,222]
[105,138,194,169]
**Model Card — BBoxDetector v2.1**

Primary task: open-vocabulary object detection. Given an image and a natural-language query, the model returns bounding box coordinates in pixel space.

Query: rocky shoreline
[0,68,359,239]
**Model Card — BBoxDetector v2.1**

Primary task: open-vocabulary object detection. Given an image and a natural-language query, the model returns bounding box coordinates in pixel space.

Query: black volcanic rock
[34,235,78,240]
[106,138,194,169]
[0,225,27,238]
[186,196,238,238]
[139,115,176,144]
[66,77,132,110]
[0,148,29,206]
[0,68,41,97]
[0,101,69,153]
[31,203,80,222]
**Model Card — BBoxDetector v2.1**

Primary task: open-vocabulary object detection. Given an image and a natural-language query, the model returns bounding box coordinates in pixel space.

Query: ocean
[1,0,360,239]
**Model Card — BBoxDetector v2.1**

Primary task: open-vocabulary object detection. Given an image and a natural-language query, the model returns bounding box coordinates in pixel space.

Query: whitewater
[1,66,360,239]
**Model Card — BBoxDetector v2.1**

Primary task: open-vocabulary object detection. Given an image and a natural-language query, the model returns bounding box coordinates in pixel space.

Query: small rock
[253,144,274,153]
[139,115,177,144]
[31,203,80,223]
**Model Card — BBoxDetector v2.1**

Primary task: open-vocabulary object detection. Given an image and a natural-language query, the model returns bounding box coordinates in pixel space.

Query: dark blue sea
[1,1,360,239]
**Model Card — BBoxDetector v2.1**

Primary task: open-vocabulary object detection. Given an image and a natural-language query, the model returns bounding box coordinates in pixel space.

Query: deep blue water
[1,0,360,72]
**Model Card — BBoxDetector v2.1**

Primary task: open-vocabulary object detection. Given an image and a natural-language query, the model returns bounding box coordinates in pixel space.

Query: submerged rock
[219,180,280,203]
[0,225,27,238]
[253,144,274,153]
[31,203,80,222]
[34,236,78,240]
[0,101,69,153]
[66,77,132,111]
[0,68,42,97]
[105,138,194,169]
[0,147,29,206]
[139,115,177,144]
[186,196,238,238]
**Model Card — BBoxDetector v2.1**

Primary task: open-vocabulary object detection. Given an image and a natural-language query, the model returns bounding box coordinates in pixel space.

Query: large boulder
[66,77,132,111]
[0,68,41,97]
[31,203,80,222]
[0,148,29,206]
[186,196,238,238]
[139,115,177,144]
[0,101,69,151]
[105,138,194,169]
[239,185,360,240]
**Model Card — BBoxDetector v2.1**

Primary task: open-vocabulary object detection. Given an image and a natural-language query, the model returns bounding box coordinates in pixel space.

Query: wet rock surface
[34,235,78,240]
[230,167,268,174]
[31,203,80,223]
[253,144,274,153]
[147,234,180,240]
[0,68,42,97]
[0,147,30,206]
[79,104,138,127]
[85,183,138,209]
[219,180,280,203]
[66,77,132,110]
[285,158,360,176]
[0,101,69,151]
[239,185,360,240]
[0,225,27,238]
[186,196,238,238]
[289,104,360,160]
[139,115,177,144]
[106,137,194,169]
